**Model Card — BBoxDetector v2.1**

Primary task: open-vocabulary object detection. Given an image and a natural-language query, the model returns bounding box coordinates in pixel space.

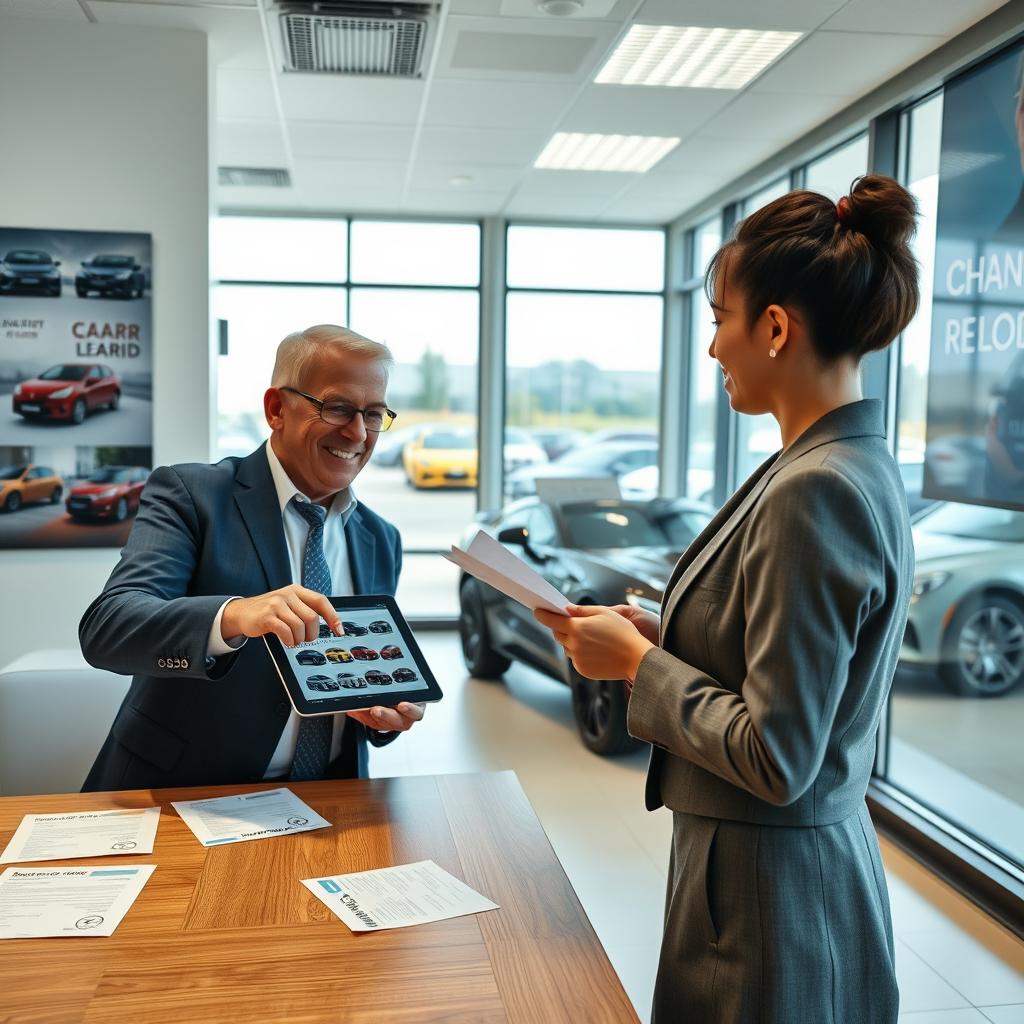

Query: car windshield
[554,446,652,471]
[422,432,475,450]
[916,502,1024,542]
[90,255,133,267]
[87,469,130,483]
[0,466,28,480]
[562,504,713,549]
[5,251,50,265]
[39,365,88,381]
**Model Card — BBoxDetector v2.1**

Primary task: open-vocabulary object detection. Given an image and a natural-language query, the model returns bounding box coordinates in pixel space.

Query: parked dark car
[506,441,659,499]
[0,249,62,296]
[306,674,340,692]
[350,646,379,661]
[75,254,145,298]
[368,620,393,634]
[66,466,149,522]
[364,670,393,685]
[296,650,327,666]
[392,667,418,683]
[458,496,715,754]
[13,363,121,424]
[318,623,334,639]
[338,672,367,689]
[380,645,403,660]
[341,621,369,637]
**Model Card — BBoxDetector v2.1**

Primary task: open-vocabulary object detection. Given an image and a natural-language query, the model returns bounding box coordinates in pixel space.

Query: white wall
[0,19,210,664]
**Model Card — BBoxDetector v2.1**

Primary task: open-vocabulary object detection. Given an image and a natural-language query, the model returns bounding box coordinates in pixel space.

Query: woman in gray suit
[537,175,920,1022]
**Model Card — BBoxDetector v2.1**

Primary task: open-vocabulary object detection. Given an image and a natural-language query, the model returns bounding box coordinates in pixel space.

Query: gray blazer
[628,399,914,826]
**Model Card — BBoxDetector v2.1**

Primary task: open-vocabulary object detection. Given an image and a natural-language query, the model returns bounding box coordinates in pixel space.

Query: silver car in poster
[902,501,1024,696]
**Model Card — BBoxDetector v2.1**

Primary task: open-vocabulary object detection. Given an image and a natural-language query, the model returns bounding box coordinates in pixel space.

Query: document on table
[0,864,155,938]
[171,787,330,848]
[0,806,160,865]
[445,529,570,616]
[301,859,499,932]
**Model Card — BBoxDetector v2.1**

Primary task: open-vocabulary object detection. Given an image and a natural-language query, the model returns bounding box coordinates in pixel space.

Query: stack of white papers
[1,807,160,865]
[302,859,499,932]
[445,530,570,615]
[171,788,331,848]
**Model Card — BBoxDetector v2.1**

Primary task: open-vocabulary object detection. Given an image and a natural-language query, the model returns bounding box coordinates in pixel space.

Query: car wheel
[51,282,62,297]
[4,491,22,513]
[76,285,87,298]
[458,578,511,679]
[71,399,86,425]
[108,391,120,411]
[940,594,1024,697]
[569,665,639,755]
[50,486,62,504]
[114,498,128,522]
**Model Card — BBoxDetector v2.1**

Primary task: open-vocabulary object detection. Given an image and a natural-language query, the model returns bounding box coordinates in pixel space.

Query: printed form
[171,788,330,847]
[1,807,160,865]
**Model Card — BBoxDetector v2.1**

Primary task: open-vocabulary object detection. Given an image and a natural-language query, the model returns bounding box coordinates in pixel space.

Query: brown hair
[705,174,920,361]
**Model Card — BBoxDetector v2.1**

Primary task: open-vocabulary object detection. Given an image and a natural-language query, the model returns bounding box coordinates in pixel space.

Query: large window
[504,227,664,502]
[214,217,481,618]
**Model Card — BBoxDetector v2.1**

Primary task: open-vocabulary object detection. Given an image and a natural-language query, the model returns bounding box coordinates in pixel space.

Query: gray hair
[270,324,393,389]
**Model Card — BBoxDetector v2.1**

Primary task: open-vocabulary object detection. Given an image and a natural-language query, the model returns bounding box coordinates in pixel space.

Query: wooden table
[0,771,639,1023]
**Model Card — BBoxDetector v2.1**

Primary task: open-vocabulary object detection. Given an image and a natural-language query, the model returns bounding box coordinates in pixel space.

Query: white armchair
[0,649,129,796]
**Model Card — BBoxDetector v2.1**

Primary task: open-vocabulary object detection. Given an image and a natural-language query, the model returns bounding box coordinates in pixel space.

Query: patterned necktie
[289,498,333,782]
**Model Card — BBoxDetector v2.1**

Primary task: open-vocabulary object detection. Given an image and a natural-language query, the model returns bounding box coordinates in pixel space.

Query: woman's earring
[769,348,777,359]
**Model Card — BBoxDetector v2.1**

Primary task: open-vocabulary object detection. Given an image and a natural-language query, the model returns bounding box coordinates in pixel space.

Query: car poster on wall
[0,226,152,548]
[924,41,1024,511]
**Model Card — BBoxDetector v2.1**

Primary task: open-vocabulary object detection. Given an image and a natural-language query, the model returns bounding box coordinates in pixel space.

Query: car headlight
[115,272,131,280]
[911,571,950,603]
[625,592,662,615]
[50,387,73,399]
[13,384,21,396]
[95,488,119,499]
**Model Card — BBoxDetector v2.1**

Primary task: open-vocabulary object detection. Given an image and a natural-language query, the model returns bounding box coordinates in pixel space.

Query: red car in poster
[65,466,149,522]
[13,363,121,425]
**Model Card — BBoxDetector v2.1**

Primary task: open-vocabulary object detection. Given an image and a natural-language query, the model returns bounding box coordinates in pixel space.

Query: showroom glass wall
[504,226,665,503]
[213,217,480,617]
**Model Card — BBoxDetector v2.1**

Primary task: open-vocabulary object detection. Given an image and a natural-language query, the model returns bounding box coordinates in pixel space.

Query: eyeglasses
[279,386,397,433]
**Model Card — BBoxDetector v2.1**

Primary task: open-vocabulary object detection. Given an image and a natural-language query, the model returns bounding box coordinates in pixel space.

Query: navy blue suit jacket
[80,444,402,792]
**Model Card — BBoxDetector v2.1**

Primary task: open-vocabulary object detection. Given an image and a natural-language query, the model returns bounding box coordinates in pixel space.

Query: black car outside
[458,496,715,755]
[341,621,369,636]
[296,650,327,666]
[0,250,62,297]
[75,254,145,299]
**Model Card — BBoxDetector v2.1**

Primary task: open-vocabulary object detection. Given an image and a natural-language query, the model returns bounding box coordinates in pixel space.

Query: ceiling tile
[216,67,278,120]
[499,0,620,17]
[277,75,425,125]
[298,184,405,213]
[650,134,778,178]
[408,163,523,191]
[449,0,503,14]
[293,159,408,192]
[634,0,846,32]
[597,195,683,223]
[417,126,549,165]
[0,0,87,20]
[502,192,610,218]
[217,184,298,211]
[516,168,637,196]
[700,91,849,143]
[217,119,288,167]
[751,30,947,97]
[424,78,578,129]
[402,189,509,215]
[822,0,1008,36]
[289,122,414,161]
[90,2,266,68]
[561,84,734,137]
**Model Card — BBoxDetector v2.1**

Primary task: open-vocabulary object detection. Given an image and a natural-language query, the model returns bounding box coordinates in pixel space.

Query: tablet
[262,595,443,716]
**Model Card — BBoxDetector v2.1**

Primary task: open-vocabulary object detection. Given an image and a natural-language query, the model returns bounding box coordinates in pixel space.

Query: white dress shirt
[206,440,357,779]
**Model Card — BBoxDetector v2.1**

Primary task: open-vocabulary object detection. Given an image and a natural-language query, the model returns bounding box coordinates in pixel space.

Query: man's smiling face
[267,348,388,503]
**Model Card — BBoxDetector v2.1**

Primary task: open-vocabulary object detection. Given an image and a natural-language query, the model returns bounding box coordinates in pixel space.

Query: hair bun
[842,174,918,250]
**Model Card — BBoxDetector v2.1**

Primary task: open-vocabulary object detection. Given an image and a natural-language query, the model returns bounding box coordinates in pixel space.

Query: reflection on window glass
[687,217,721,502]
[214,285,348,458]
[504,291,662,500]
[803,133,869,199]
[507,226,664,292]
[213,217,347,282]
[885,91,1024,870]
[350,221,480,286]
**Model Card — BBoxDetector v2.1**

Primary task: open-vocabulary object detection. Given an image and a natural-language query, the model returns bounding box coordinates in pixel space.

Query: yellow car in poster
[403,427,477,489]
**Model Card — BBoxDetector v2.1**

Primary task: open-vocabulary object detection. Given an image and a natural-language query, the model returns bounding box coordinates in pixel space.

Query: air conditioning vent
[218,167,292,188]
[276,1,438,77]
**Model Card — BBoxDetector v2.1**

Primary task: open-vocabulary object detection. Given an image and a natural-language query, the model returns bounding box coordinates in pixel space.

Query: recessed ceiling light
[596,25,802,89]
[534,132,680,172]
[537,0,585,14]
[449,175,474,186]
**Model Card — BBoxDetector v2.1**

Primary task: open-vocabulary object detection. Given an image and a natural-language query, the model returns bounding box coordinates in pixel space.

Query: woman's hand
[534,604,654,682]
[608,604,660,645]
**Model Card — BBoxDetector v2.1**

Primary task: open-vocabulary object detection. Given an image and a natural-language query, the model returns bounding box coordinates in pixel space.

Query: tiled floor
[371,631,1024,1024]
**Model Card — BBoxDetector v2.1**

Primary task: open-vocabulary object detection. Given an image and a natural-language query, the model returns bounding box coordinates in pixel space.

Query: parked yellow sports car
[403,428,477,489]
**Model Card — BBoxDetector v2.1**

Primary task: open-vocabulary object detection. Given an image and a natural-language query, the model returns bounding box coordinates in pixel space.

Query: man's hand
[347,702,425,734]
[534,604,654,682]
[608,604,661,645]
[221,585,341,646]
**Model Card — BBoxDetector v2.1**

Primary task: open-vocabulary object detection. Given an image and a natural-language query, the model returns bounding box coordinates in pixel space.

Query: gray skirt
[653,803,898,1024]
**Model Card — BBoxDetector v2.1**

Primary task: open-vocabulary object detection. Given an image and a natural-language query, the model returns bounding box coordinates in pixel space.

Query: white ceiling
[2,0,1012,223]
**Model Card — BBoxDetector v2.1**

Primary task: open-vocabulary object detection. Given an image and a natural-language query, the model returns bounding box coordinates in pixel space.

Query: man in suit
[81,324,423,791]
